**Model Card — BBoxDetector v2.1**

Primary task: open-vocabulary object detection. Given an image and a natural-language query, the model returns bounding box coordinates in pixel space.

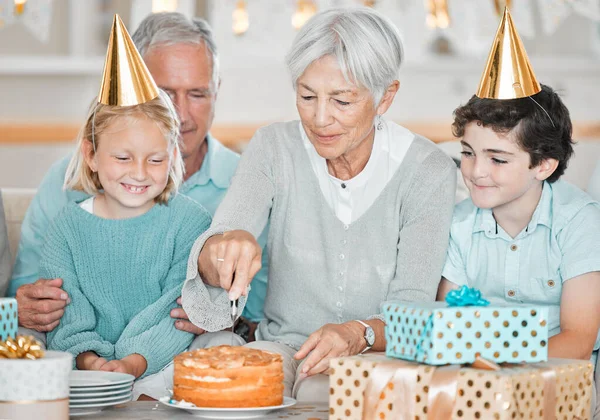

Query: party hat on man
[98,14,159,106]
[476,7,540,99]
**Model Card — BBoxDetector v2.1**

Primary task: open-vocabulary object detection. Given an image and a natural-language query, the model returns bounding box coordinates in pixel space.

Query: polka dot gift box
[0,297,18,341]
[328,355,593,420]
[383,287,549,365]
[0,297,72,420]
[0,351,72,420]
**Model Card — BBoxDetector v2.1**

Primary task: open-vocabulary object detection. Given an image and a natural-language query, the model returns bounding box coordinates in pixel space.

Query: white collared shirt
[79,197,95,214]
[300,118,414,225]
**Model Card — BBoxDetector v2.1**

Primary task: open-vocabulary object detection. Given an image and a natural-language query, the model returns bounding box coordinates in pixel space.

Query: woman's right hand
[198,230,262,300]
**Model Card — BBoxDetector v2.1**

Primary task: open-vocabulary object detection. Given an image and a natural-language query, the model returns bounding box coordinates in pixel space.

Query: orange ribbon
[363,361,418,419]
[362,357,557,420]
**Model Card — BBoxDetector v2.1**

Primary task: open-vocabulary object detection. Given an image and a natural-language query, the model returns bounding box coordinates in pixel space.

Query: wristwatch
[354,320,375,353]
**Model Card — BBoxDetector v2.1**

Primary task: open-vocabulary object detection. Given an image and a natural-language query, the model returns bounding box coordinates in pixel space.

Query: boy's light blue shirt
[9,134,268,322]
[442,180,600,352]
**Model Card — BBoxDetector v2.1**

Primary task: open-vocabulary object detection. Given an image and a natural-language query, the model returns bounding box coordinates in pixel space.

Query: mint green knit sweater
[42,194,211,377]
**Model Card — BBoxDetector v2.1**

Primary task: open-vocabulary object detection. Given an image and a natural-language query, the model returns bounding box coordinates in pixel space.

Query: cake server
[230,299,238,346]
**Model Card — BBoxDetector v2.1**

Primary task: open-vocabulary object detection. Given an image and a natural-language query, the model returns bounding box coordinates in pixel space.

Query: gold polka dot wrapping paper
[382,302,549,365]
[0,298,18,342]
[328,355,592,420]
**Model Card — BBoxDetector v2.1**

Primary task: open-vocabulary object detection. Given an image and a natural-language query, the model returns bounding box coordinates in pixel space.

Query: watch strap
[354,320,373,353]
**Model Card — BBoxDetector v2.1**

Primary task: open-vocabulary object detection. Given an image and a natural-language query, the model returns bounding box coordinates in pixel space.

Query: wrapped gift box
[383,302,549,365]
[329,354,592,420]
[0,298,18,341]
[0,351,72,420]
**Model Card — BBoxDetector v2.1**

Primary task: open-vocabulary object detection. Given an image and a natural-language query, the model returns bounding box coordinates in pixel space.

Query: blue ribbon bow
[415,286,489,359]
[445,286,490,307]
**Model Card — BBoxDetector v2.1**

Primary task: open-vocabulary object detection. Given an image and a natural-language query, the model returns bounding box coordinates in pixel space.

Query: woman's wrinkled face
[295,55,379,161]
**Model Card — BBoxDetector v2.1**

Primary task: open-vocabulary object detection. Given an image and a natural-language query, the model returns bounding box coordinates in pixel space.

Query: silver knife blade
[230,299,238,346]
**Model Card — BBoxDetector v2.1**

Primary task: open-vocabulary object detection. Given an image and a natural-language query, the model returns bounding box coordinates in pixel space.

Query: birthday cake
[173,345,284,408]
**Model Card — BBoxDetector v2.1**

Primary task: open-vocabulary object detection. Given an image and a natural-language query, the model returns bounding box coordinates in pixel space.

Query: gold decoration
[14,0,26,16]
[476,7,541,99]
[493,0,512,16]
[425,0,450,29]
[0,335,44,360]
[292,0,317,30]
[98,14,159,106]
[232,0,249,36]
[152,0,178,13]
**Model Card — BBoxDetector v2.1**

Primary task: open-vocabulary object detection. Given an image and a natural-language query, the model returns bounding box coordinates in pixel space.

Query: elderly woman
[182,7,456,401]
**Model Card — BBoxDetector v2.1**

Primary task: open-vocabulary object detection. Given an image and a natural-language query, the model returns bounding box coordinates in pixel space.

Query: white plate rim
[70,383,133,392]
[70,382,132,392]
[69,391,133,404]
[68,395,132,408]
[69,370,135,387]
[159,396,296,412]
[69,388,132,398]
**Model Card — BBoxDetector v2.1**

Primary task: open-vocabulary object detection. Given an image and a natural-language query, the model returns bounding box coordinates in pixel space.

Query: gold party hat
[98,14,159,106]
[476,7,540,99]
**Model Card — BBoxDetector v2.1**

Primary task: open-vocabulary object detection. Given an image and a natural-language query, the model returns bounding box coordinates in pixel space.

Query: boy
[437,8,600,365]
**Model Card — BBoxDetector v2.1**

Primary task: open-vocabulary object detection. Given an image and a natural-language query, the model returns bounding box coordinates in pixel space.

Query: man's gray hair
[132,12,220,90]
[286,7,404,105]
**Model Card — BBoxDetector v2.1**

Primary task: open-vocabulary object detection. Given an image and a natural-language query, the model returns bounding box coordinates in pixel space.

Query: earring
[376,114,383,131]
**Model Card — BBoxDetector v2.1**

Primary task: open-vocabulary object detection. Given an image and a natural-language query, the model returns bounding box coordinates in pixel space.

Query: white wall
[0,0,599,124]
[0,0,599,189]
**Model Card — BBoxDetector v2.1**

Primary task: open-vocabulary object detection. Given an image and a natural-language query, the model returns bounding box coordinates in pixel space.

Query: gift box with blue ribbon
[383,287,549,365]
[0,297,18,341]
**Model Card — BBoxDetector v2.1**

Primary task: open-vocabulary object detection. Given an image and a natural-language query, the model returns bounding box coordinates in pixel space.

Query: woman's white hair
[286,7,404,105]
[132,12,220,91]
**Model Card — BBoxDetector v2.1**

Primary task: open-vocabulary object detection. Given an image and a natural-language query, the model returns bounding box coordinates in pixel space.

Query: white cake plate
[159,396,297,419]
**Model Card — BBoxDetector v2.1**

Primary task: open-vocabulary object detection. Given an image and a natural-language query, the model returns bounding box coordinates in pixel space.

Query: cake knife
[230,299,238,346]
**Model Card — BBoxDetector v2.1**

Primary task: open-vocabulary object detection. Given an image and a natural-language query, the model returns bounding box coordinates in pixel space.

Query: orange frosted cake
[173,345,284,408]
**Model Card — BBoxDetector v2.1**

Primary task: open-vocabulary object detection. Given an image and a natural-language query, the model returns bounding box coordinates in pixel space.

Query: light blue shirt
[9,135,268,322]
[442,180,600,351]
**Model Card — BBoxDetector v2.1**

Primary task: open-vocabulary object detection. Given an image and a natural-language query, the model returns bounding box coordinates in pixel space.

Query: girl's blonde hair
[64,90,184,204]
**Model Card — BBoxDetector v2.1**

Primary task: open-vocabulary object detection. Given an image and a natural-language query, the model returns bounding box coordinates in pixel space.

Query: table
[73,401,330,419]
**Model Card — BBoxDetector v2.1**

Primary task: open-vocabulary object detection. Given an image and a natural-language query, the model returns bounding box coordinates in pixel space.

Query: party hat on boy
[476,7,540,100]
[98,14,159,106]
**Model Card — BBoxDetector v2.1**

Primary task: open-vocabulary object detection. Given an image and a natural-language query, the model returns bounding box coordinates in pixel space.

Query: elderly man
[8,13,267,341]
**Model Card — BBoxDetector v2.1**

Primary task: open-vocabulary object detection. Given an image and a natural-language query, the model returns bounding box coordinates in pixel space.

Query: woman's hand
[100,354,147,378]
[293,322,366,377]
[198,230,262,300]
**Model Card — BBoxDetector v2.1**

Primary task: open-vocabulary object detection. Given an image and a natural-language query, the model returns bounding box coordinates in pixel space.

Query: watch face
[365,327,375,346]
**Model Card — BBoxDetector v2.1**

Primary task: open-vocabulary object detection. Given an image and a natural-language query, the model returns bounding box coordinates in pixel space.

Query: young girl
[41,88,211,384]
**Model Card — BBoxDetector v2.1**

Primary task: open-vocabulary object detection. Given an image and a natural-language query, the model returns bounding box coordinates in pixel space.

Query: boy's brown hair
[452,84,574,183]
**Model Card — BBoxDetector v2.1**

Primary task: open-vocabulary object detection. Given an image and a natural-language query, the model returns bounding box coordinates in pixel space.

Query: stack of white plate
[69,371,135,416]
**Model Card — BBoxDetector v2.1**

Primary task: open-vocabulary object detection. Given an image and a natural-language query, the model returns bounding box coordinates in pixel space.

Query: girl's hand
[199,230,262,300]
[101,354,147,378]
[293,322,366,377]
[76,351,109,371]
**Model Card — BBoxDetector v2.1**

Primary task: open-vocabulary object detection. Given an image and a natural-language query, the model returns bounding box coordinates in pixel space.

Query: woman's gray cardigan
[182,121,456,350]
